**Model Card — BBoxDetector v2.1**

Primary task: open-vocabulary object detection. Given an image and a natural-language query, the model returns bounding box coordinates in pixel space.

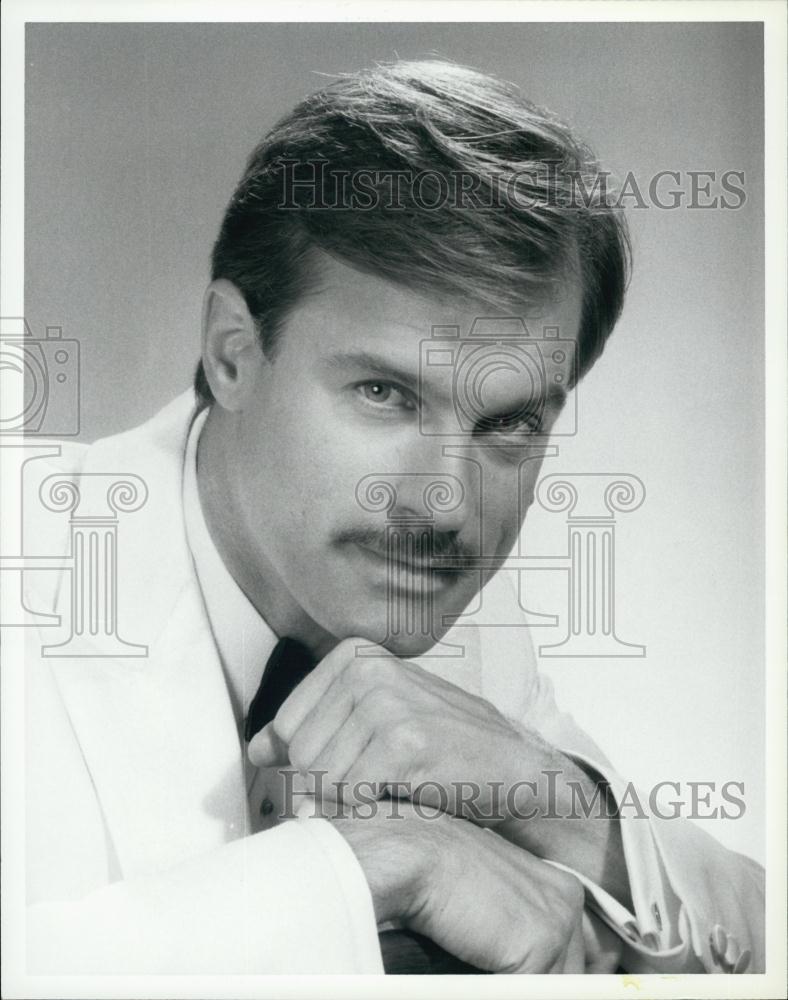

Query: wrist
[499,743,606,844]
[497,753,633,909]
[333,811,438,926]
[497,728,567,826]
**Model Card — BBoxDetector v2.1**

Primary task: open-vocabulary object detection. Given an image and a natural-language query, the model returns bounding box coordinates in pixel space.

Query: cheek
[282,413,387,506]
[486,515,520,559]
[480,460,543,536]
[519,455,547,511]
[247,415,368,539]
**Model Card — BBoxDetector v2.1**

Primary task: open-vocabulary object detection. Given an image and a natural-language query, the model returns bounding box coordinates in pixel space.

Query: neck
[195,405,338,661]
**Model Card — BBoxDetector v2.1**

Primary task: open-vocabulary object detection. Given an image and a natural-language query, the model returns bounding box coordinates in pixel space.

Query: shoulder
[22,391,197,593]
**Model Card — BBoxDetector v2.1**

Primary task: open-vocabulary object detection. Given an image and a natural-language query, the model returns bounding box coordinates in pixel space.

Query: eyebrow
[322,350,450,403]
[321,349,568,410]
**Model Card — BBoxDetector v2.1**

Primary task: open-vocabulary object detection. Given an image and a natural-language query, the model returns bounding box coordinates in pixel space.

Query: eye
[356,381,415,411]
[476,409,543,437]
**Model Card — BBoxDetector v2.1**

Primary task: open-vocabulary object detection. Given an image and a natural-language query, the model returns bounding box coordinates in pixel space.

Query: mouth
[351,541,462,590]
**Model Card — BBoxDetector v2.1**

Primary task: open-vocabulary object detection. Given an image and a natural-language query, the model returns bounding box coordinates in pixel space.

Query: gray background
[25,22,765,859]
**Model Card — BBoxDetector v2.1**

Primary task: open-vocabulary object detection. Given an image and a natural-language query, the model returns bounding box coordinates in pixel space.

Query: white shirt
[183,407,290,833]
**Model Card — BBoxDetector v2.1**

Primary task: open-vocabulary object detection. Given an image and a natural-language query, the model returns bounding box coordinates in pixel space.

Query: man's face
[222,254,581,656]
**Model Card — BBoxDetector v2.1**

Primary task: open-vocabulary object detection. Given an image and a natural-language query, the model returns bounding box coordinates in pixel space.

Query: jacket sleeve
[26,819,384,974]
[521,668,765,974]
[25,635,383,975]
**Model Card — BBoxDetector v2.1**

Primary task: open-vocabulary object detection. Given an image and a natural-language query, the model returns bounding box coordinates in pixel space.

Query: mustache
[335,527,477,568]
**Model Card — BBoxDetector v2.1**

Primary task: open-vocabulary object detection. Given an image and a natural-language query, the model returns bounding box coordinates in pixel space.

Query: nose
[384,444,480,537]
[404,439,539,555]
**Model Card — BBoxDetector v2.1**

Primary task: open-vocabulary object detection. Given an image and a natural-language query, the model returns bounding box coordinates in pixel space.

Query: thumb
[248,721,290,767]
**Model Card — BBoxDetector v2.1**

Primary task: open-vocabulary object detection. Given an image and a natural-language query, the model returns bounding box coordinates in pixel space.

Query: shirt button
[260,797,274,817]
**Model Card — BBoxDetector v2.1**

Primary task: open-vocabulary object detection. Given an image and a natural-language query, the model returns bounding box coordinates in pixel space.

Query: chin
[320,597,460,660]
[379,631,456,659]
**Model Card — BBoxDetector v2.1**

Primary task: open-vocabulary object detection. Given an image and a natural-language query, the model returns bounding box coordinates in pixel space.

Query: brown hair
[196,59,630,405]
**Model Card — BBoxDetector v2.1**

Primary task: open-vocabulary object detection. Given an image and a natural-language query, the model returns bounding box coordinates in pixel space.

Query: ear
[201,279,265,411]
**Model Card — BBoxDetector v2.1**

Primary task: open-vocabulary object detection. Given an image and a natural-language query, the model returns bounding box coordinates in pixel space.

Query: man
[24,60,763,975]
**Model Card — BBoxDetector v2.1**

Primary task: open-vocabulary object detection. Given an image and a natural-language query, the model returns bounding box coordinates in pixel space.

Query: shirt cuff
[554,749,701,970]
[293,811,384,973]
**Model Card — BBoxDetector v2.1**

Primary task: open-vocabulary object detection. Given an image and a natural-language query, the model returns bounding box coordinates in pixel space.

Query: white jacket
[21,393,764,975]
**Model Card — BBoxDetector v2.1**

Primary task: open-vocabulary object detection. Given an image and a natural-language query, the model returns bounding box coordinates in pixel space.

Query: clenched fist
[331,803,586,974]
[249,636,632,909]
[249,637,538,817]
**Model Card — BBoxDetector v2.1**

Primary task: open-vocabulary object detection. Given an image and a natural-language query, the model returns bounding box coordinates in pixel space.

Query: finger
[310,715,375,801]
[403,662,498,719]
[248,721,290,767]
[341,739,404,807]
[274,638,379,742]
[287,680,355,772]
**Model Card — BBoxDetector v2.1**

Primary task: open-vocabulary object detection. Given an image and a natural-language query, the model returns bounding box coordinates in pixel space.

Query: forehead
[281,252,583,357]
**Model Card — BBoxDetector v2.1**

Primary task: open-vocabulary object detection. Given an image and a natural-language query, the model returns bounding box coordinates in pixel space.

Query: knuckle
[536,935,567,971]
[344,654,404,702]
[337,636,365,658]
[376,655,399,680]
[549,874,584,930]
[344,654,390,691]
[357,684,395,718]
[388,716,427,756]
[559,872,585,911]
[344,656,367,683]
[286,732,309,772]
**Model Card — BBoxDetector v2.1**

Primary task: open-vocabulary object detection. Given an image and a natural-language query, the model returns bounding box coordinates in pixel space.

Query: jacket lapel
[48,393,249,879]
[43,390,534,880]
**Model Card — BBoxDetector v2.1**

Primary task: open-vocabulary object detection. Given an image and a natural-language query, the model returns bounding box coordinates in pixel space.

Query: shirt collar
[182,407,278,726]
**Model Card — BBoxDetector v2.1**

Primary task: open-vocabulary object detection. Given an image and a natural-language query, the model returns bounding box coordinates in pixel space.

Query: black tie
[244,637,316,742]
[244,637,484,975]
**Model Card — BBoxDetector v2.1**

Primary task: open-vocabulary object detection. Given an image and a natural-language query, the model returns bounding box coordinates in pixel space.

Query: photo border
[2,2,785,998]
